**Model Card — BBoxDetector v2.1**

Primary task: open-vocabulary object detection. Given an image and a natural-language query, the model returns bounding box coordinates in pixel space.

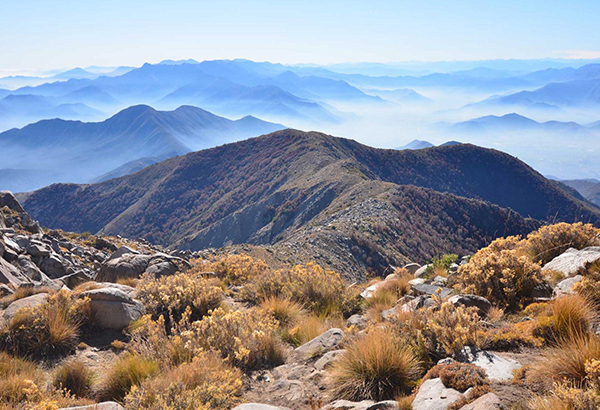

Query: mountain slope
[451,113,592,134]
[562,179,600,206]
[19,130,600,278]
[0,105,284,191]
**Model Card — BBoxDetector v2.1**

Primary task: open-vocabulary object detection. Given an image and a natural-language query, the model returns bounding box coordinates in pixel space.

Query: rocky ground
[2,189,600,410]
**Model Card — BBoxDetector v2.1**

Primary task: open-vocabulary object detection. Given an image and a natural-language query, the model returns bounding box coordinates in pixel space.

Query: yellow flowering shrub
[453,236,545,310]
[189,253,268,285]
[123,352,243,410]
[178,307,286,370]
[394,302,482,360]
[137,271,223,327]
[525,222,600,265]
[243,262,361,317]
[0,290,91,357]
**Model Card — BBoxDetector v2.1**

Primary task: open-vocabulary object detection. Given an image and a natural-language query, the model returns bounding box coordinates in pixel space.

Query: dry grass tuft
[261,296,306,327]
[329,328,421,401]
[97,354,159,401]
[52,359,94,398]
[0,352,44,405]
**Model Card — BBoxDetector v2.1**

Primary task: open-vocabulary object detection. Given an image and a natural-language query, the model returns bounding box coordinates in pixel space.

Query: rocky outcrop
[542,247,600,277]
[553,275,583,298]
[447,294,492,317]
[96,252,185,282]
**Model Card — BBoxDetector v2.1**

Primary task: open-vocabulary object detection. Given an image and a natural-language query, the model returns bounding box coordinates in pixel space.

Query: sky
[2,0,600,74]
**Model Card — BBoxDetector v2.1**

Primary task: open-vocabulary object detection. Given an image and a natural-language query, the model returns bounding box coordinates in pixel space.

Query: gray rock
[232,404,291,410]
[107,246,139,262]
[0,283,13,296]
[0,257,31,287]
[0,191,25,213]
[323,400,375,410]
[447,294,492,317]
[346,314,367,329]
[400,295,434,313]
[411,282,454,299]
[294,328,344,359]
[81,287,145,330]
[457,393,503,410]
[553,275,583,298]
[3,236,22,253]
[455,346,521,381]
[59,402,125,410]
[97,253,151,282]
[403,263,421,274]
[366,401,399,410]
[0,240,5,258]
[17,255,46,281]
[2,293,49,323]
[415,264,431,278]
[412,378,462,410]
[432,276,448,286]
[542,247,600,277]
[26,241,52,257]
[314,349,345,370]
[41,253,69,278]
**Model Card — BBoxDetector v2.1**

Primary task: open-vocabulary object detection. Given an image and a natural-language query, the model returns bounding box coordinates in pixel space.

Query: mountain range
[0,105,284,192]
[450,113,600,134]
[562,179,600,207]
[17,129,600,278]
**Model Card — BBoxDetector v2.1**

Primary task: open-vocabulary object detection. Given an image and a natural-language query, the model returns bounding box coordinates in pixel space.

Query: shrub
[395,302,482,360]
[424,362,488,392]
[425,254,458,277]
[0,290,91,357]
[329,328,421,401]
[52,359,93,398]
[242,262,361,317]
[137,271,223,327]
[0,352,44,405]
[525,223,600,265]
[528,335,600,390]
[178,307,286,370]
[454,236,545,310]
[98,354,159,401]
[123,352,243,410]
[190,253,268,286]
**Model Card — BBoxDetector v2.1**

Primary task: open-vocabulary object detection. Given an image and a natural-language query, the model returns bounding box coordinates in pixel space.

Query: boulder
[97,253,151,282]
[232,405,291,410]
[458,393,503,410]
[81,287,145,330]
[361,280,387,298]
[294,328,344,360]
[314,349,345,370]
[2,293,49,323]
[411,282,454,299]
[400,295,434,313]
[107,246,139,262]
[41,253,69,278]
[415,264,431,278]
[26,240,52,257]
[412,378,462,410]
[17,255,46,281]
[323,401,375,410]
[455,346,521,381]
[403,263,421,275]
[346,314,367,329]
[0,257,31,287]
[542,247,600,277]
[447,294,492,317]
[59,402,125,410]
[553,275,583,298]
[0,191,25,213]
[0,284,13,296]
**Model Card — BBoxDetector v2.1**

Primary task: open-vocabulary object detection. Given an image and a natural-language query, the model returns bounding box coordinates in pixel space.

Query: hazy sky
[2,0,600,73]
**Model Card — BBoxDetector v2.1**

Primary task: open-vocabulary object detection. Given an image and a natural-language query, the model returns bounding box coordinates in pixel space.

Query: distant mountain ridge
[451,113,599,134]
[0,104,284,192]
[18,129,599,278]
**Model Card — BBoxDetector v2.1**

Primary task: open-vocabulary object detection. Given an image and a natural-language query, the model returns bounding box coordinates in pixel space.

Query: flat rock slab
[323,400,375,410]
[411,282,454,299]
[294,328,343,360]
[412,378,462,410]
[543,246,600,277]
[553,275,583,298]
[458,393,503,410]
[456,346,521,381]
[233,403,292,410]
[59,402,124,410]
